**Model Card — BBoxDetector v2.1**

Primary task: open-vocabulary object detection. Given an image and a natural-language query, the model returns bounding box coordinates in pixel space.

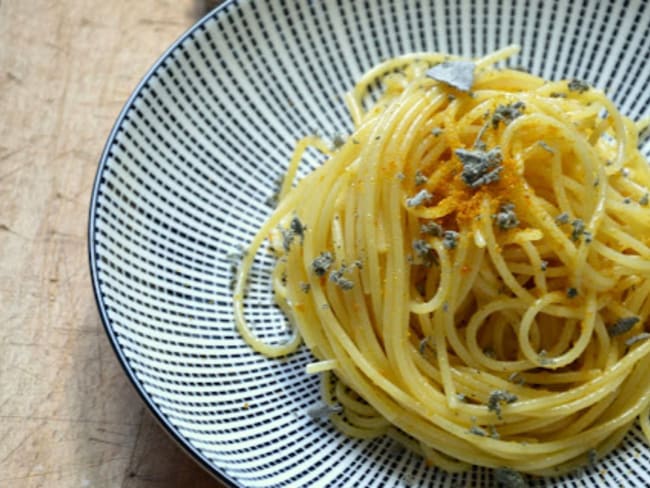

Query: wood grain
[0,1,225,486]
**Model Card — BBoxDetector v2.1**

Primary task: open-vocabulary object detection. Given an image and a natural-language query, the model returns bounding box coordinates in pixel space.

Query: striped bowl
[89,1,650,486]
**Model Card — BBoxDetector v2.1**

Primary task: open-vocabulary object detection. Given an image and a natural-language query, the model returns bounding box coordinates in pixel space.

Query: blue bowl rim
[87,1,239,486]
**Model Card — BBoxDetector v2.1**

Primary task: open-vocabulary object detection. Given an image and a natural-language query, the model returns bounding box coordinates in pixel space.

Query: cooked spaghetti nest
[234,46,650,476]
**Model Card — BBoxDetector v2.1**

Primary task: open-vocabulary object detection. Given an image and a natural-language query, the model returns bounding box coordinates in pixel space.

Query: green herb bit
[415,170,427,186]
[412,239,437,266]
[418,337,431,354]
[331,133,346,149]
[623,197,632,204]
[483,347,496,359]
[312,252,333,276]
[568,79,590,93]
[487,390,517,420]
[494,467,528,488]
[625,333,650,347]
[639,193,649,206]
[489,425,500,440]
[549,92,567,98]
[265,174,285,208]
[571,219,585,241]
[494,203,519,230]
[456,147,503,188]
[508,372,525,386]
[538,349,554,366]
[299,282,311,293]
[396,172,406,181]
[567,287,578,298]
[406,189,433,207]
[330,266,354,290]
[432,127,443,137]
[291,216,306,243]
[539,141,555,153]
[281,227,295,252]
[442,230,459,250]
[420,221,443,236]
[469,425,487,437]
[426,61,475,92]
[555,212,570,224]
[608,316,640,337]
[492,101,525,128]
[307,402,343,418]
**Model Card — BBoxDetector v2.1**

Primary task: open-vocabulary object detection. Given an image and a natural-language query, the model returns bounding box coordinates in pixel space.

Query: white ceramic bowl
[89,1,650,486]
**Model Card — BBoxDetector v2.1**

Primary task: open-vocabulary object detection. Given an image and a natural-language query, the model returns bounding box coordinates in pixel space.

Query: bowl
[88,1,650,486]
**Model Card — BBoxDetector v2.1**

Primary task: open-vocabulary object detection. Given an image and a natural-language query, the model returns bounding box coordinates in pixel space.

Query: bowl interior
[89,1,650,486]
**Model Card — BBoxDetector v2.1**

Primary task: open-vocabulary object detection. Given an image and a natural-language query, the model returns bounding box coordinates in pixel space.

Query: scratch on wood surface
[88,437,124,447]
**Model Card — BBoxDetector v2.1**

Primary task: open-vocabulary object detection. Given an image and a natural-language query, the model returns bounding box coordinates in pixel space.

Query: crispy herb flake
[539,141,555,153]
[419,337,431,354]
[426,61,475,92]
[494,467,528,488]
[469,425,487,437]
[266,174,285,208]
[567,287,578,298]
[487,390,517,419]
[291,216,306,243]
[568,79,590,93]
[571,219,585,241]
[489,425,501,439]
[421,221,443,237]
[300,282,311,293]
[538,349,554,366]
[555,212,570,224]
[494,203,519,230]
[330,266,354,290]
[508,372,525,386]
[312,252,333,276]
[625,333,650,347]
[492,102,525,128]
[331,133,346,149]
[456,147,503,188]
[608,316,639,337]
[413,239,437,266]
[442,230,459,250]
[307,402,343,418]
[483,347,496,358]
[406,189,433,207]
[550,92,567,98]
[415,170,427,186]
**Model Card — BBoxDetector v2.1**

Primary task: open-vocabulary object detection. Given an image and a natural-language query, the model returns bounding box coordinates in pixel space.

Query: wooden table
[1,1,225,486]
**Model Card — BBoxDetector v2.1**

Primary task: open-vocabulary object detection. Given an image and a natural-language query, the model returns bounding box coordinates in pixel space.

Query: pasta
[233,46,650,476]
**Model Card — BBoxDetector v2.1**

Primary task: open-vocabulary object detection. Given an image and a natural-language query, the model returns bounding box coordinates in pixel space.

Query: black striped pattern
[89,1,650,486]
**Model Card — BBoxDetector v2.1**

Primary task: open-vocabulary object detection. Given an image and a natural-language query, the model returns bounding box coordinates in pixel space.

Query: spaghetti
[234,46,650,476]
